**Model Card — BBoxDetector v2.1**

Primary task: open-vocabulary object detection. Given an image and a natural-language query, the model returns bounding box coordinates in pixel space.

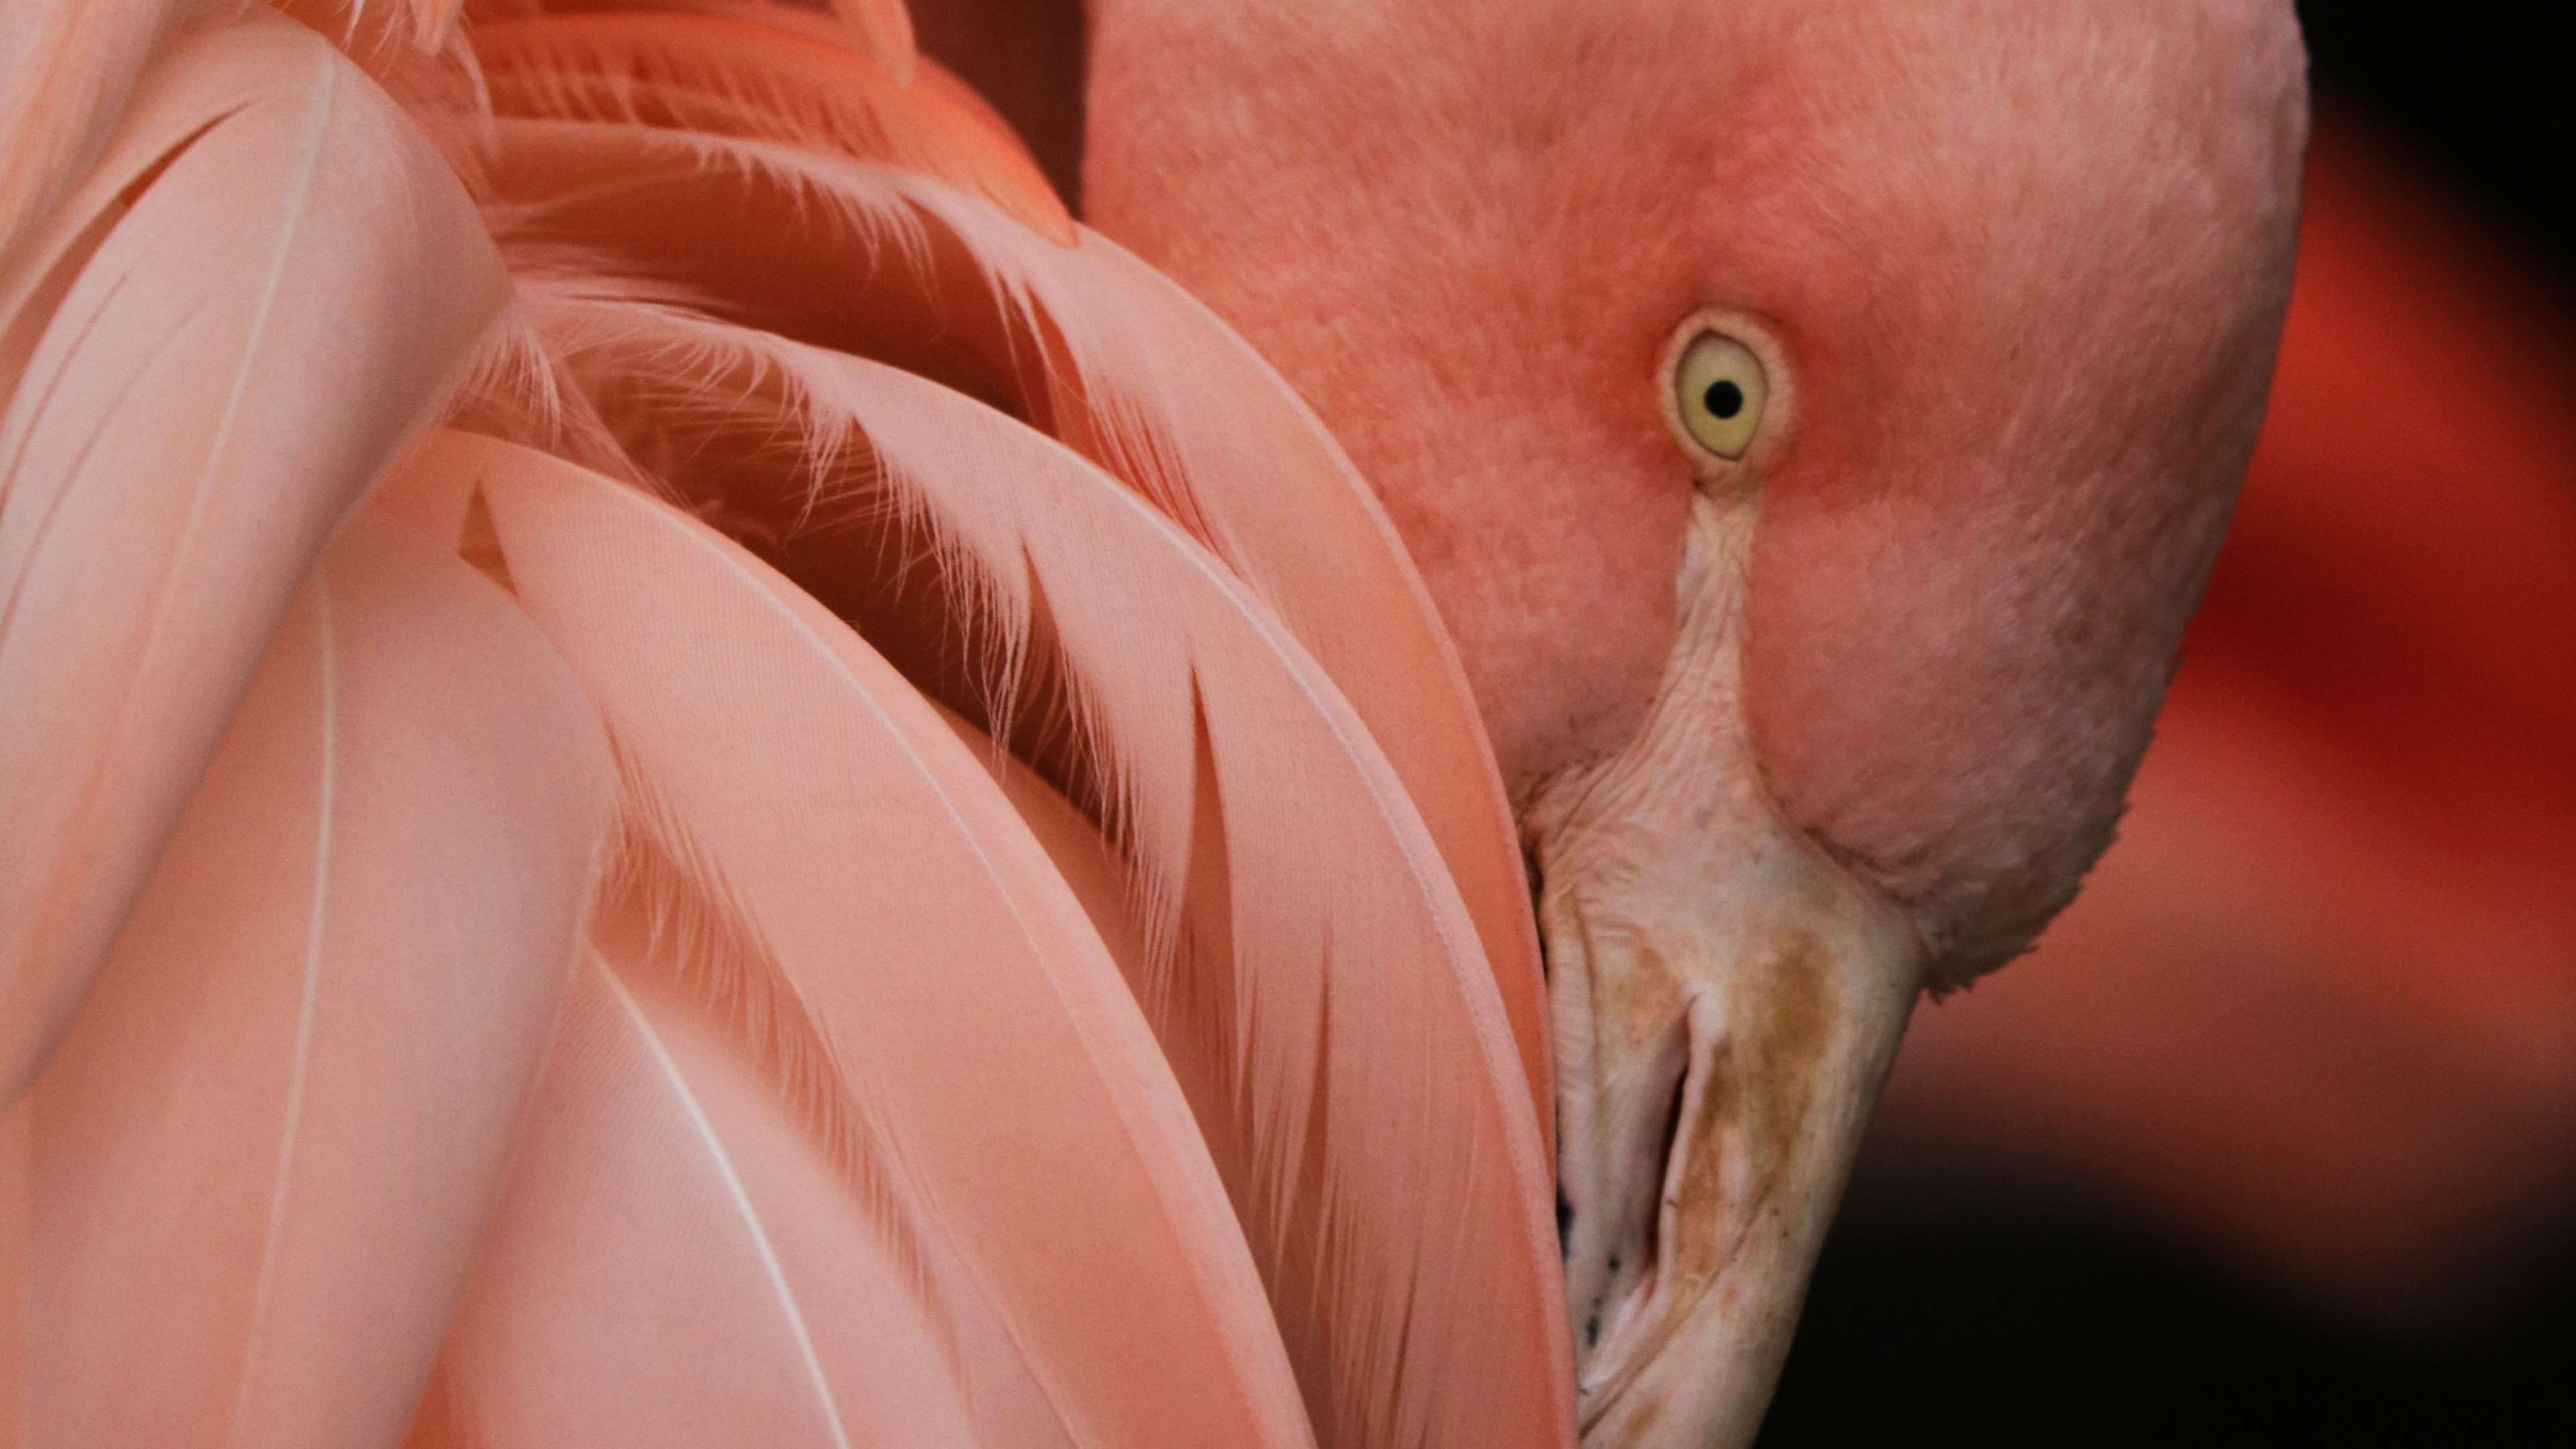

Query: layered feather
[4,8,1585,1445]
[268,0,467,59]
[469,101,1554,1135]
[19,508,612,1448]
[399,427,1316,1449]
[415,933,1020,1449]
[472,9,1069,239]
[0,12,508,1098]
[0,0,222,279]
[506,301,1576,1449]
[464,0,917,89]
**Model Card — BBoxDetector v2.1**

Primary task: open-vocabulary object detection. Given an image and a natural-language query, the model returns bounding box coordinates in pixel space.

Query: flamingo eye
[1671,331,1770,462]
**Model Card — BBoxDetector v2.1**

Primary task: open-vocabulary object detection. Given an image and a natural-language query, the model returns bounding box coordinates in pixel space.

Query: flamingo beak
[1533,496,1926,1448]
[1544,810,1920,1448]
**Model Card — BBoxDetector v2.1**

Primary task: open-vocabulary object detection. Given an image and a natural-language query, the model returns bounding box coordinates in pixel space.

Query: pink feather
[464,0,918,90]
[417,941,1001,1449]
[0,13,508,1099]
[496,300,1576,1448]
[0,0,223,280]
[0,6,1591,1444]
[405,427,1318,1449]
[471,9,1067,237]
[19,508,611,1446]
[470,104,1554,1144]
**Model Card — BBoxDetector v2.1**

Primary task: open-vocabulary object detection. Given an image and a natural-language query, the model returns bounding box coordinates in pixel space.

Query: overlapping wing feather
[500,299,1576,1448]
[472,9,1069,237]
[419,944,996,1449]
[0,13,508,1097]
[466,52,1552,1124]
[1,3,1574,1445]
[20,509,611,1447]
[390,428,1316,1449]
[0,0,221,277]
[464,0,918,89]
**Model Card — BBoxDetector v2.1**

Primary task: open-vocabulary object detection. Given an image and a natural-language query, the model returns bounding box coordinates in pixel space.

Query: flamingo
[0,2,2307,1446]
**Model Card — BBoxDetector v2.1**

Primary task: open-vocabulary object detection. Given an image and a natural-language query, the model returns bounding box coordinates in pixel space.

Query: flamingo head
[1083,1,2308,1442]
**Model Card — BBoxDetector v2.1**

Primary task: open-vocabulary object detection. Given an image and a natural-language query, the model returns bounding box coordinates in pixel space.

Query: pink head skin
[1074,0,2307,1442]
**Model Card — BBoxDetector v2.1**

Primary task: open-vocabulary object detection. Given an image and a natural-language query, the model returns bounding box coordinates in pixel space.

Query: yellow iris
[1672,331,1768,462]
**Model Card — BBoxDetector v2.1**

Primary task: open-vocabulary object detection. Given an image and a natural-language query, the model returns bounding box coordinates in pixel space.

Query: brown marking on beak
[1611,942,1688,1055]
[1672,930,1833,1290]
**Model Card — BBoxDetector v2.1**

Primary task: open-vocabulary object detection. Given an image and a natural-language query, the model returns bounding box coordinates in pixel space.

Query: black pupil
[1703,380,1746,421]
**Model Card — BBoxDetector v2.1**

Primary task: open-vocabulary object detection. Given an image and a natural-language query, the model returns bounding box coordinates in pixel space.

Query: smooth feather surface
[506,305,1576,1449]
[0,12,508,1100]
[405,427,1318,1449]
[21,508,611,1448]
[0,0,221,280]
[0,10,321,386]
[472,109,1554,1138]
[417,943,1005,1449]
[1,1098,23,1444]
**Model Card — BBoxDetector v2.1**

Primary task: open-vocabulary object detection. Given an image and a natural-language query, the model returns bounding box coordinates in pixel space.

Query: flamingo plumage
[0,3,2306,1446]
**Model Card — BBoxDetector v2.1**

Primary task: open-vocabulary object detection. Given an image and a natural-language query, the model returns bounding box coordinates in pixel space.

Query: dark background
[1756,7,2576,1444]
[2293,3,2574,274]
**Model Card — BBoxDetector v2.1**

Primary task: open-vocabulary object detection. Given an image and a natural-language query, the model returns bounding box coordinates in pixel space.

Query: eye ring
[1658,309,1792,480]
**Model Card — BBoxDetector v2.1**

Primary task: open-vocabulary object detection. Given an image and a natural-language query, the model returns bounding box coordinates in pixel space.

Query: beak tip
[1552,902,1921,1449]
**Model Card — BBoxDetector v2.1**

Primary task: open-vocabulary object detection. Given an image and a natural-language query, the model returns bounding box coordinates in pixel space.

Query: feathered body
[3,5,1570,1444]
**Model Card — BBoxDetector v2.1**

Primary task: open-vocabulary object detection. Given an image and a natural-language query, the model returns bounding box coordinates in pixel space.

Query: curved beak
[1532,496,1924,1448]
